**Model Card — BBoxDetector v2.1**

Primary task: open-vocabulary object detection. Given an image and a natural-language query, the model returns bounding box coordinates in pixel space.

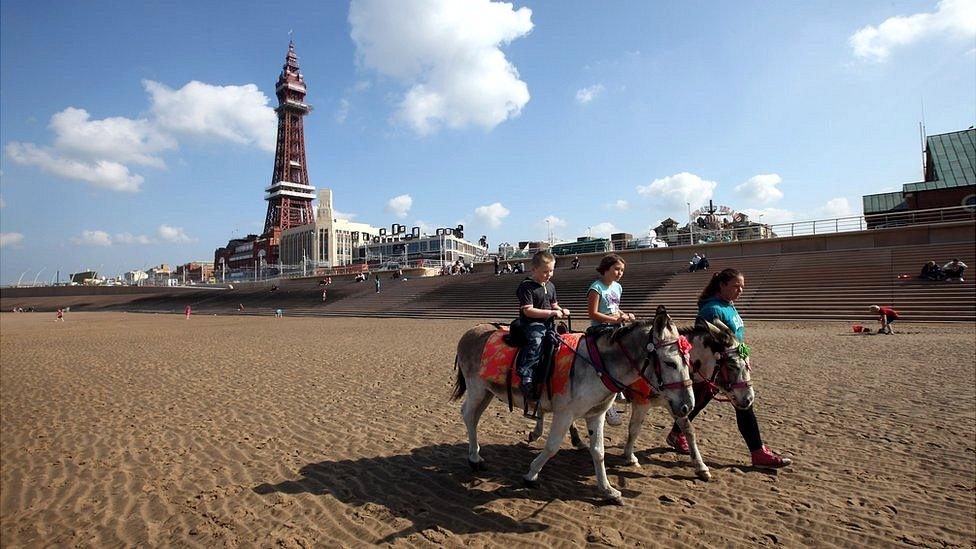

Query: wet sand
[1,312,974,547]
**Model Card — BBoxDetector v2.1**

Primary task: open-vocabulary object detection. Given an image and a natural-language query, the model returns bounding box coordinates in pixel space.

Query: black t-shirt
[517,277,557,320]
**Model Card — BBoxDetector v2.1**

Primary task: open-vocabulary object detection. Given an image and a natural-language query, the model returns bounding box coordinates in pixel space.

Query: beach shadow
[253,442,641,543]
[634,447,781,478]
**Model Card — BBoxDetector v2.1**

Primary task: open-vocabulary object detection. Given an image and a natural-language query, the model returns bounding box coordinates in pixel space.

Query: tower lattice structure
[263,41,316,238]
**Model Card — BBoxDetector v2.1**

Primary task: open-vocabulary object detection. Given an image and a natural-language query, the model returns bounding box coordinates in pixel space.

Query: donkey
[451,306,695,504]
[529,318,745,481]
[619,318,754,479]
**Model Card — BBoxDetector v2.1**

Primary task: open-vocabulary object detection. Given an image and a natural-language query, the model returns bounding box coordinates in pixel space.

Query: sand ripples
[2,313,974,547]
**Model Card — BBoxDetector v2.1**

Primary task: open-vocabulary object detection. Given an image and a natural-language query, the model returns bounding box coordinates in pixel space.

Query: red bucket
[852,324,865,333]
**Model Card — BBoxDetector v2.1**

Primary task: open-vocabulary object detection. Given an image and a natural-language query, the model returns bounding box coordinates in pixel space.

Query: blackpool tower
[263,41,316,240]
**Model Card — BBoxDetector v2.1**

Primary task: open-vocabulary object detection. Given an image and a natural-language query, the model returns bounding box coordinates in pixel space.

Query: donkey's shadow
[253,441,643,543]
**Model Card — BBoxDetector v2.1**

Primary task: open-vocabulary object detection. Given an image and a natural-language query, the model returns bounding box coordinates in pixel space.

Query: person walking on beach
[55,308,64,322]
[665,268,792,468]
[184,304,192,320]
[322,288,328,302]
[275,308,283,318]
[374,273,381,293]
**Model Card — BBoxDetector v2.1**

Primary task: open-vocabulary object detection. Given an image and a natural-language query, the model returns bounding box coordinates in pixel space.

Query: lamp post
[687,202,694,246]
[545,219,553,246]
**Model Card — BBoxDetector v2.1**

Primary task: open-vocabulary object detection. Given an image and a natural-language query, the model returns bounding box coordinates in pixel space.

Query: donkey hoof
[527,431,540,443]
[468,459,485,472]
[523,477,538,488]
[696,470,712,482]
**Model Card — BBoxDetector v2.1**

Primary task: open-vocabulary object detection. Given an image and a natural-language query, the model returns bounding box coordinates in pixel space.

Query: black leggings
[671,382,763,452]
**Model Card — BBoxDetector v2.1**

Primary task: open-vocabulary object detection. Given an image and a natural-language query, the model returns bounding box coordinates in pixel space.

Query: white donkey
[529,318,752,481]
[451,306,696,504]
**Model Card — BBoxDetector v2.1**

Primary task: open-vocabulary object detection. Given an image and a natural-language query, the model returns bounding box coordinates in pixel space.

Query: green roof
[862,191,907,214]
[911,128,976,191]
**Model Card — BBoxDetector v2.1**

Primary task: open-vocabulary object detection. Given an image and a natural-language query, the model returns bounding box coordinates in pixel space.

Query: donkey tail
[450,354,467,401]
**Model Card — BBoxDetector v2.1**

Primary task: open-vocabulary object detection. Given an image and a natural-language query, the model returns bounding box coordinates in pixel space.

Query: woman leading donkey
[664,268,792,468]
[451,306,699,503]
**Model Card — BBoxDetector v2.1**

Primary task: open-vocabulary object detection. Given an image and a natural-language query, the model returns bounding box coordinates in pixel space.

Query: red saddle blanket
[479,328,655,404]
[480,329,582,396]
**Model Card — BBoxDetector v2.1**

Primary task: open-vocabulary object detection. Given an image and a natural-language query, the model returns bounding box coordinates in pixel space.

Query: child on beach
[184,305,192,319]
[586,253,636,426]
[515,251,570,403]
[869,305,899,334]
[55,308,64,322]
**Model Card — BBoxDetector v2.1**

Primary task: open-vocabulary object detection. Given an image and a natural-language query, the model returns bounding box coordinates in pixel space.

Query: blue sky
[1,0,974,284]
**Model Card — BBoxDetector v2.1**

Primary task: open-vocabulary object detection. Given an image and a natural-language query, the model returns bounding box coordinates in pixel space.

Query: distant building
[550,237,611,256]
[69,270,100,285]
[175,262,215,283]
[863,128,975,228]
[146,264,172,285]
[124,270,148,285]
[280,189,381,268]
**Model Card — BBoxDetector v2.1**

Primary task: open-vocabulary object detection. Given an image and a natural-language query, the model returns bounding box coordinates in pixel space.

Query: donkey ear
[694,317,709,331]
[711,318,730,333]
[702,319,722,337]
[655,304,667,315]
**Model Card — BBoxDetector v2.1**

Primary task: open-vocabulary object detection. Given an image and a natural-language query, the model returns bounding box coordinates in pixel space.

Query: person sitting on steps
[515,251,570,406]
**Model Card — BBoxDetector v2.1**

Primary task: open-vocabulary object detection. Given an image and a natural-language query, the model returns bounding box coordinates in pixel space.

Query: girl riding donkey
[586,253,636,427]
[452,306,703,503]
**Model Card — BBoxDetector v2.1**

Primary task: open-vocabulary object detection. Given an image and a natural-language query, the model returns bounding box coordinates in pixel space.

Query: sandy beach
[1,312,974,547]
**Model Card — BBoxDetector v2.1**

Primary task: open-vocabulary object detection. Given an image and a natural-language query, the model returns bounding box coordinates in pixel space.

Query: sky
[1,0,974,284]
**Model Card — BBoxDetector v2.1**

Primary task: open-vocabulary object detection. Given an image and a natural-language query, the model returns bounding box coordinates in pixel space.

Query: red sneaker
[751,445,792,468]
[666,431,690,455]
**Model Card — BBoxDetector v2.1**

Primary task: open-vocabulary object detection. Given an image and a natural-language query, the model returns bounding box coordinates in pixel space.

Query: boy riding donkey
[515,251,570,415]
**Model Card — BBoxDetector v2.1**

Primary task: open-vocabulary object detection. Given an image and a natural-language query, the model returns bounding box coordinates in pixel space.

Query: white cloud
[72,230,114,247]
[385,194,413,218]
[740,197,855,226]
[349,0,533,135]
[637,172,718,207]
[735,173,783,204]
[850,0,976,62]
[608,199,629,210]
[49,107,175,168]
[114,232,154,245]
[0,232,24,248]
[143,80,277,152]
[4,79,275,193]
[818,197,855,218]
[157,224,194,243]
[414,219,437,235]
[5,142,143,192]
[335,98,351,124]
[542,214,567,228]
[333,209,357,221]
[589,222,618,238]
[474,202,510,228]
[575,84,605,104]
[738,207,797,225]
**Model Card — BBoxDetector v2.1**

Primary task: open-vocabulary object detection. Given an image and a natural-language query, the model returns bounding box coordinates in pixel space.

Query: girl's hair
[596,253,626,275]
[698,268,742,307]
[868,305,880,312]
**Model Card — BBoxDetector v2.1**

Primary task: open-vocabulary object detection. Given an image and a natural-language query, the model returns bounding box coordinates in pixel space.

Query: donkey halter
[702,345,753,394]
[623,334,694,393]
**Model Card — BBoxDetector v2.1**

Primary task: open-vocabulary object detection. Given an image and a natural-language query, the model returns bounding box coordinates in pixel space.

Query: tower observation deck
[263,41,316,238]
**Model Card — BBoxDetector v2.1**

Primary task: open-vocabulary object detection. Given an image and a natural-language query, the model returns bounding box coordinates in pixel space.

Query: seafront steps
[1,241,973,322]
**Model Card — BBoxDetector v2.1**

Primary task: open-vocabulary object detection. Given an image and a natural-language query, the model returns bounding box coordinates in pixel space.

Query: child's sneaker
[605,407,623,426]
[751,445,792,468]
[665,431,690,454]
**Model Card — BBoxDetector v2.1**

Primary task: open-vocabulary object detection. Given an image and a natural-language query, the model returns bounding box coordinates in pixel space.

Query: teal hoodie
[698,297,745,341]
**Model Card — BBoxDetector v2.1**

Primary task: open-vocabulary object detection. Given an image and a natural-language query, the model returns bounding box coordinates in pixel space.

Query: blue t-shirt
[698,296,745,341]
[588,279,622,326]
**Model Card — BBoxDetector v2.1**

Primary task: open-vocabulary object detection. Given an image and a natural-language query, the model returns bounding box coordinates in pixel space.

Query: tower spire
[263,41,315,238]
